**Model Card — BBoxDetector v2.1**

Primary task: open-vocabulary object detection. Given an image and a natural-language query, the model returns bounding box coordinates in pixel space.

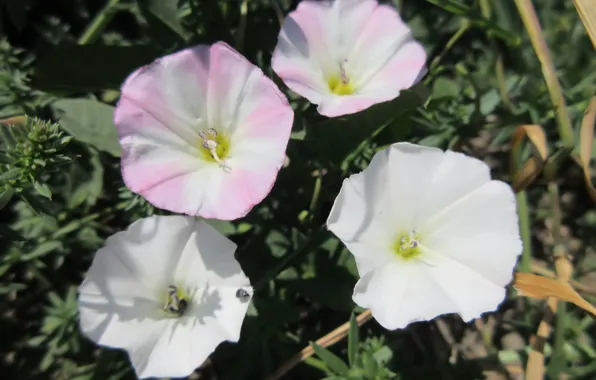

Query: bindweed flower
[115,42,294,220]
[327,143,522,330]
[271,0,426,117]
[78,215,253,379]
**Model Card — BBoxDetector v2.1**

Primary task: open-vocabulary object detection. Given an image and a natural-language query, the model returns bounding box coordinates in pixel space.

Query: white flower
[78,215,253,379]
[327,143,522,330]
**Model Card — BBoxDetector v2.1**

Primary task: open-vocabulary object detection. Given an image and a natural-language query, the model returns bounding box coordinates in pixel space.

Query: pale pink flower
[115,42,294,220]
[272,0,427,117]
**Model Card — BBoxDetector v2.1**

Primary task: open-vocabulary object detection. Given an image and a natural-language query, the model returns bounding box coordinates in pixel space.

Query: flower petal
[353,261,454,330]
[175,220,250,287]
[387,143,445,231]
[423,180,522,286]
[349,5,426,93]
[128,319,218,379]
[422,251,508,322]
[79,215,195,299]
[327,148,395,275]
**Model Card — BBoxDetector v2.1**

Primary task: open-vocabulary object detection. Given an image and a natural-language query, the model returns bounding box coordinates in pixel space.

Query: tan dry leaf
[514,272,596,316]
[510,124,548,192]
[578,96,596,203]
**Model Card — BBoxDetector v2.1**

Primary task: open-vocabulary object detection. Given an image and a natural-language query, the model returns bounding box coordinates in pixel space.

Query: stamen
[339,59,349,84]
[393,229,422,260]
[198,129,232,172]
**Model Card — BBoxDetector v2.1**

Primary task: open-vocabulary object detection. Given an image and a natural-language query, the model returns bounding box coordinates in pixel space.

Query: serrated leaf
[52,99,121,157]
[348,313,359,367]
[311,342,350,375]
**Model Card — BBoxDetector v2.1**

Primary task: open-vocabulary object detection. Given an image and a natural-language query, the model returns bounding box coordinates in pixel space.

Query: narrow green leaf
[33,181,52,200]
[311,342,350,375]
[0,168,21,181]
[0,187,14,209]
[52,99,122,157]
[0,282,26,294]
[21,241,62,261]
[348,313,359,367]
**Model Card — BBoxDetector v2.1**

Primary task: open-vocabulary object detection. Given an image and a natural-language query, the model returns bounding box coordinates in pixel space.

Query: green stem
[546,181,568,377]
[516,190,532,272]
[308,175,322,216]
[425,20,470,83]
[78,0,122,45]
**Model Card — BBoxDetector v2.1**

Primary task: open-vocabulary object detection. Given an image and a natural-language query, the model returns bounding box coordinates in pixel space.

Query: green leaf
[33,181,52,200]
[0,168,21,181]
[0,187,14,209]
[22,241,62,261]
[311,342,350,375]
[348,313,359,367]
[68,149,104,209]
[308,82,429,166]
[0,282,26,294]
[34,44,161,92]
[52,99,122,157]
[139,0,189,45]
[431,77,461,100]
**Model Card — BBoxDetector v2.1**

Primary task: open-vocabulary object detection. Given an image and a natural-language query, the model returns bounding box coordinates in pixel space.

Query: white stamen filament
[199,129,232,173]
[339,59,349,84]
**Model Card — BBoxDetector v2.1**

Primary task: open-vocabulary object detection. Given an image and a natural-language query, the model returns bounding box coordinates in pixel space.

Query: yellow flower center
[197,128,232,172]
[392,230,422,260]
[328,75,355,95]
[327,59,354,96]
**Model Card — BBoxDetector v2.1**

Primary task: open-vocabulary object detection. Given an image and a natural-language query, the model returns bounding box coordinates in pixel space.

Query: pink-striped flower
[115,42,294,220]
[272,0,426,117]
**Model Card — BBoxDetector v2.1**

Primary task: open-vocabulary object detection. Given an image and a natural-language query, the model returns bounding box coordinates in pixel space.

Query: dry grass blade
[573,0,596,49]
[0,116,26,126]
[265,309,373,380]
[510,124,548,192]
[514,0,574,147]
[579,96,596,202]
[514,272,596,316]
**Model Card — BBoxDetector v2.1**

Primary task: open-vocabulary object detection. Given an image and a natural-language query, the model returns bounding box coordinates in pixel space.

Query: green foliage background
[0,0,595,379]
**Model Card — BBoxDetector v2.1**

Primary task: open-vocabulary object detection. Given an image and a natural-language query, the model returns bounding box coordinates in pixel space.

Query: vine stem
[516,191,532,272]
[78,0,122,45]
[265,309,373,380]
